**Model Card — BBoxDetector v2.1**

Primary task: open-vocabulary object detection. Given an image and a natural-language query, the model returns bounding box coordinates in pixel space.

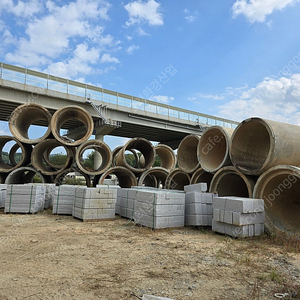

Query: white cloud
[126,35,133,40]
[151,95,174,104]
[126,45,140,54]
[184,9,198,23]
[137,27,150,36]
[124,0,164,26]
[100,53,120,63]
[218,74,300,125]
[0,0,43,18]
[232,0,300,23]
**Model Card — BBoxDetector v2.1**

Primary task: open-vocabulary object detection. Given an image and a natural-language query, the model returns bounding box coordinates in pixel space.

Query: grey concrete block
[213,197,226,210]
[185,214,212,226]
[224,210,233,224]
[255,223,264,236]
[184,183,207,193]
[232,211,265,225]
[213,209,220,221]
[212,219,225,233]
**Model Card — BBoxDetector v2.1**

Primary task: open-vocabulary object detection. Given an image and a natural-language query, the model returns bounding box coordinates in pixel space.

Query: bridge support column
[94,134,104,170]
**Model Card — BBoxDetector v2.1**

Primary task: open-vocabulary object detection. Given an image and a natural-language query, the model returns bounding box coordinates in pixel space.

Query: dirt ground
[0,210,300,300]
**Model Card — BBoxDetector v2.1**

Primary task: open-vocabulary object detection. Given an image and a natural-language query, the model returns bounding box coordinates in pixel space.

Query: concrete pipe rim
[209,166,255,198]
[51,106,94,146]
[165,167,191,190]
[54,167,91,186]
[9,103,52,144]
[0,136,32,173]
[198,126,233,173]
[98,166,137,188]
[31,139,73,175]
[230,118,274,176]
[253,165,300,233]
[138,167,169,188]
[190,167,214,190]
[115,137,156,174]
[154,144,176,170]
[112,146,139,168]
[177,134,201,174]
[75,140,112,175]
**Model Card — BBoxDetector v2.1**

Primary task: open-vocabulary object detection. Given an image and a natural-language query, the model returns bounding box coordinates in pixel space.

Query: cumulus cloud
[218,74,300,125]
[232,0,300,23]
[184,9,198,23]
[151,95,174,104]
[124,0,163,26]
[0,0,43,18]
[126,45,140,54]
[100,53,120,63]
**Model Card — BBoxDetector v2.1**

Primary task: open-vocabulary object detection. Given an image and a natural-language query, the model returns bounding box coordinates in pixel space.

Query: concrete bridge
[0,62,238,147]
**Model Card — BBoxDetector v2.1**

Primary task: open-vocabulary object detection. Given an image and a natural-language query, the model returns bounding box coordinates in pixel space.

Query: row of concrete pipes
[1,103,299,233]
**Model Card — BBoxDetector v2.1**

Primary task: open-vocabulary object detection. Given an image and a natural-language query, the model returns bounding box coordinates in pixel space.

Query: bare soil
[0,209,300,300]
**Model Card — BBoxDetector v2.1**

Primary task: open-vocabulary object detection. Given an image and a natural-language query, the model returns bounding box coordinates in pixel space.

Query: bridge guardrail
[0,62,239,128]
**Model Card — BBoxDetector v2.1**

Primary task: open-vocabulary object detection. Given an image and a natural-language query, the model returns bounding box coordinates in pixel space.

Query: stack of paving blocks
[0,184,7,208]
[212,196,265,237]
[44,184,56,209]
[116,188,137,218]
[184,183,214,226]
[133,188,185,229]
[5,184,46,213]
[52,185,77,215]
[73,186,118,221]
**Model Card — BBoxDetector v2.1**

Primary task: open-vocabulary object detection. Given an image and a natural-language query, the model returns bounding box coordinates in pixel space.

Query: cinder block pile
[0,184,7,208]
[44,184,56,209]
[5,184,46,214]
[73,185,118,221]
[52,185,77,215]
[212,196,265,237]
[184,183,214,226]
[116,188,137,219]
[133,189,185,229]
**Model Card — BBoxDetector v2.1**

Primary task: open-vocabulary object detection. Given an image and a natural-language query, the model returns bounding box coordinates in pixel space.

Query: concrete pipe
[76,140,112,175]
[198,126,234,173]
[31,139,73,176]
[138,167,169,188]
[177,135,201,174]
[230,117,300,176]
[154,144,176,170]
[51,106,94,146]
[112,146,139,168]
[209,166,256,197]
[190,168,214,190]
[43,144,75,169]
[5,167,53,184]
[9,103,52,144]
[54,167,91,186]
[115,138,155,174]
[165,168,190,190]
[253,165,300,233]
[98,166,137,188]
[0,136,32,173]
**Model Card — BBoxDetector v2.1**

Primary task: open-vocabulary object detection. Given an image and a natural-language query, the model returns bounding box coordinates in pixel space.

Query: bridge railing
[0,62,239,128]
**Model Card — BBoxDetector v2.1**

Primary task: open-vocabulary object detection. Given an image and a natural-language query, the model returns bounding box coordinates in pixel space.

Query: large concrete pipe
[190,168,214,190]
[98,166,137,188]
[177,135,201,174]
[165,168,190,190]
[31,139,73,176]
[54,167,91,186]
[253,165,300,233]
[76,140,112,175]
[112,146,139,168]
[230,117,300,176]
[209,166,256,197]
[51,106,93,146]
[5,167,53,184]
[0,136,32,173]
[115,138,155,174]
[9,103,52,144]
[198,126,234,173]
[154,144,176,170]
[43,144,76,169]
[138,167,169,188]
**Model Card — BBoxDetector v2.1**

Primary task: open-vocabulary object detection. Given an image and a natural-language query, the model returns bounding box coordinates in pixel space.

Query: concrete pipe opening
[31,139,73,175]
[253,166,300,233]
[190,168,214,190]
[54,167,90,186]
[98,166,137,188]
[76,140,112,175]
[51,106,93,146]
[138,167,169,188]
[209,166,256,197]
[0,136,32,173]
[112,146,139,168]
[165,168,190,190]
[0,173,8,183]
[9,103,52,144]
[198,126,233,173]
[154,144,176,170]
[177,135,201,174]
[43,144,75,169]
[5,167,53,184]
[115,138,155,174]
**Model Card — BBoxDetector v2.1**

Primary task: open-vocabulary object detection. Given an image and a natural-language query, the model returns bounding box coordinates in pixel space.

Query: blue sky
[1,0,300,149]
